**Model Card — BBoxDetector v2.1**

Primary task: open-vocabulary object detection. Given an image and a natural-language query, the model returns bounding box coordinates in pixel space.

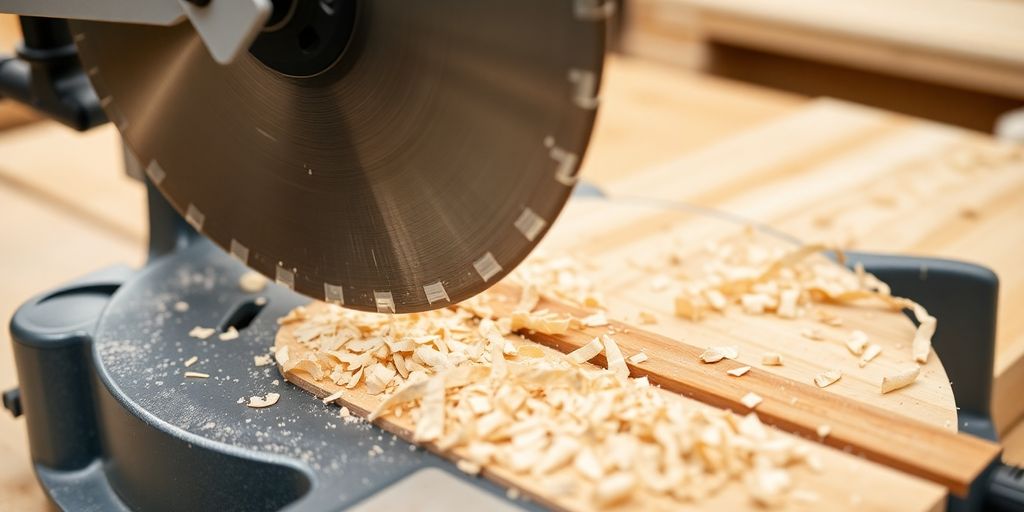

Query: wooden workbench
[0,55,1019,508]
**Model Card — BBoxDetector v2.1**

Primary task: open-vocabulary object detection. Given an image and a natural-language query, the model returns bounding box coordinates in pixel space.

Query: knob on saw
[69,0,608,313]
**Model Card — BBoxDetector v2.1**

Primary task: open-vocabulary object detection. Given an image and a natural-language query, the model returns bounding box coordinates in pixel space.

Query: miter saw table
[6,186,536,511]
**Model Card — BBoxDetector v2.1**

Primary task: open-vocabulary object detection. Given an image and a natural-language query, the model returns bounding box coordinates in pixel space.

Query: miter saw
[4,2,1024,512]
[0,1,611,510]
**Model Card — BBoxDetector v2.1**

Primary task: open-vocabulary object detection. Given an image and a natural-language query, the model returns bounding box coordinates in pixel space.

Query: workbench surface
[1,55,1020,509]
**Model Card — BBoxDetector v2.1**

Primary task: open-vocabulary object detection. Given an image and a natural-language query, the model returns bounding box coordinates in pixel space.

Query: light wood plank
[606,98,1024,432]
[278,302,949,512]
[480,282,998,497]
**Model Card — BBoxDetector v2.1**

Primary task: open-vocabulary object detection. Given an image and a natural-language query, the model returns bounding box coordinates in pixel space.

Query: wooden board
[277,303,948,512]
[480,282,998,496]
[604,98,1024,433]
[624,0,1024,99]
[537,199,959,430]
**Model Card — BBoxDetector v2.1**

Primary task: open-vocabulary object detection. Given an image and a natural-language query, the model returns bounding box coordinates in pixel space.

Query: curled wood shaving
[515,283,540,313]
[239,271,268,293]
[247,392,280,408]
[741,392,763,409]
[568,337,603,364]
[813,369,842,388]
[700,346,738,364]
[188,326,215,340]
[510,310,572,335]
[859,344,882,367]
[627,352,648,365]
[761,353,783,366]
[219,326,240,341]
[881,366,921,394]
[601,334,629,380]
[845,330,868,355]
[727,366,751,377]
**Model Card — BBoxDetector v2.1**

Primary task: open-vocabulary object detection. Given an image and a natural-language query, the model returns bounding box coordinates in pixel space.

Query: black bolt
[185,0,211,7]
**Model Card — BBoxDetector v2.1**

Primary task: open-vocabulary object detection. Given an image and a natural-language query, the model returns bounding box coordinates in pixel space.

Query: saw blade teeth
[185,204,205,231]
[145,160,166,185]
[423,281,450,305]
[549,144,581,186]
[275,266,295,290]
[514,208,547,242]
[569,68,599,110]
[229,239,250,264]
[473,253,503,283]
[374,291,396,313]
[324,283,345,305]
[69,3,605,313]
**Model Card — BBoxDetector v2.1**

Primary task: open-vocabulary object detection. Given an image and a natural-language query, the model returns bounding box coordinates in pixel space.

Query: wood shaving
[515,283,540,313]
[183,356,198,367]
[173,301,189,312]
[184,371,209,379]
[253,354,273,367]
[239,271,268,293]
[594,472,635,507]
[859,344,882,367]
[727,366,751,377]
[247,392,280,408]
[816,424,831,439]
[813,369,842,388]
[910,303,936,364]
[510,310,572,335]
[626,352,648,365]
[322,388,346,404]
[881,366,921,394]
[219,326,240,341]
[761,352,783,366]
[602,334,629,380]
[700,346,738,364]
[741,392,763,409]
[568,337,603,364]
[845,330,869,355]
[510,253,603,308]
[457,459,482,475]
[188,326,215,340]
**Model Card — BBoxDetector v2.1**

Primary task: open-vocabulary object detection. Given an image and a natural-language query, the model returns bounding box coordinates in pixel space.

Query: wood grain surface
[277,302,949,512]
[602,98,1024,433]
[480,281,997,497]
[625,0,1024,100]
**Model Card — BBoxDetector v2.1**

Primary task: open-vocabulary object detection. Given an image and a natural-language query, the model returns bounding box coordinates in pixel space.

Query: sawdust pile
[668,234,936,368]
[277,294,817,508]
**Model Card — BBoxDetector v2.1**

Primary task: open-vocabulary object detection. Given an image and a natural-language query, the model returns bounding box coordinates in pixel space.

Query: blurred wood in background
[621,0,1024,133]
[0,15,39,131]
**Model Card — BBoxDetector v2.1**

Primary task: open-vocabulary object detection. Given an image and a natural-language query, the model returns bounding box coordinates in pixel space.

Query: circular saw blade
[70,1,606,313]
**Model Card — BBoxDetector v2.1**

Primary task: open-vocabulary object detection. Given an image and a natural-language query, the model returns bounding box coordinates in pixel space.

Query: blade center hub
[250,0,357,77]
